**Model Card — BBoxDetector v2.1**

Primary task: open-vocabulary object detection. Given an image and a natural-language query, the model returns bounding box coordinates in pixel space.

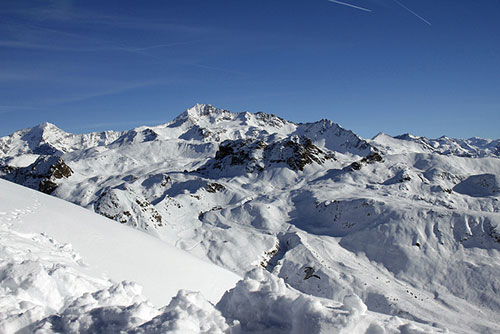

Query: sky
[1,0,499,139]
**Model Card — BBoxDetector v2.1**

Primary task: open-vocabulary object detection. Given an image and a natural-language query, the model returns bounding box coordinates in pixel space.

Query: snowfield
[1,104,500,333]
[0,179,443,334]
[0,178,240,333]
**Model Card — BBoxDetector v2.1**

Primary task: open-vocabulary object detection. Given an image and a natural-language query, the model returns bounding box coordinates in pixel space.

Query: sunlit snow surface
[1,104,500,333]
[0,180,446,334]
[0,179,239,333]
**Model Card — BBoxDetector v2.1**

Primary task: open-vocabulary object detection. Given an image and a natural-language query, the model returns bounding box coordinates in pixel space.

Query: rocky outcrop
[198,136,335,175]
[94,188,163,230]
[1,155,73,194]
[347,152,383,171]
[265,136,335,171]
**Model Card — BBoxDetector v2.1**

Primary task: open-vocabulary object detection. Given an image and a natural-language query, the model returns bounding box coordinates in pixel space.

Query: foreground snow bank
[0,178,240,306]
[218,268,353,334]
[0,225,106,333]
[15,265,445,334]
[217,268,444,334]
[0,229,446,334]
[32,284,230,334]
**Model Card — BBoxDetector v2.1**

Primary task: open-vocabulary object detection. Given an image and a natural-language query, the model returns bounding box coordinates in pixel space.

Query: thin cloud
[392,0,431,26]
[43,80,166,106]
[1,22,198,60]
[191,63,247,76]
[131,41,200,52]
[327,0,372,12]
[0,105,39,114]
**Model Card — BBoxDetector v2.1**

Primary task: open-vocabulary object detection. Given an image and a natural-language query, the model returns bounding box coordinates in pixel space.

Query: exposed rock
[94,188,163,229]
[0,155,73,194]
[265,136,335,171]
[200,136,335,175]
[303,266,320,280]
[205,182,226,193]
[347,152,383,171]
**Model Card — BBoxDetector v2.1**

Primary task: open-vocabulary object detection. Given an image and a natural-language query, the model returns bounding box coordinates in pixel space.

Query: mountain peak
[38,121,58,129]
[168,104,235,128]
[371,132,389,140]
[25,122,65,137]
[186,103,233,119]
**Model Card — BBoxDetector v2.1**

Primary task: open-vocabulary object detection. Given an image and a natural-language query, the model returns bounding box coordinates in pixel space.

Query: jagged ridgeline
[1,104,500,333]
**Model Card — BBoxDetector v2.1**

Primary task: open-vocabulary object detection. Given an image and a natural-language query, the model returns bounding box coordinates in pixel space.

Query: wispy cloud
[0,105,39,114]
[191,63,247,76]
[327,0,372,12]
[392,0,431,26]
[0,0,210,61]
[43,80,166,106]
[1,0,212,34]
[0,22,198,60]
[130,41,200,52]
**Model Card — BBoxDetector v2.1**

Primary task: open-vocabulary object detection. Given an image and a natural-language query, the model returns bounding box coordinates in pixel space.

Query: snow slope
[0,178,444,334]
[1,104,500,333]
[0,178,241,332]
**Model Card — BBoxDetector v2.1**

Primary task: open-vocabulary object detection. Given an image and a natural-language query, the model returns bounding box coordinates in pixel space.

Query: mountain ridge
[2,104,498,165]
[1,104,500,333]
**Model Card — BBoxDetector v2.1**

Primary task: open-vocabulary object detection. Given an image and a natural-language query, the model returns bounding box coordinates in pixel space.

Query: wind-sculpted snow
[1,104,500,333]
[217,268,444,334]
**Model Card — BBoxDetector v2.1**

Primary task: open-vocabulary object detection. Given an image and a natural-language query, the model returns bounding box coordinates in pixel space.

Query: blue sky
[1,0,499,139]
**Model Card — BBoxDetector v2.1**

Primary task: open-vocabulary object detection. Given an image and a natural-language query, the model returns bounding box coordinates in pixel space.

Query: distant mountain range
[1,104,499,333]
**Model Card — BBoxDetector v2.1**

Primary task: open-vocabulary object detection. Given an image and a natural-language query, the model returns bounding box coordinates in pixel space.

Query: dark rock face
[265,137,335,171]
[361,152,383,164]
[347,152,384,172]
[39,179,58,194]
[199,136,335,174]
[0,155,73,194]
[94,188,163,229]
[205,182,226,193]
[211,139,266,173]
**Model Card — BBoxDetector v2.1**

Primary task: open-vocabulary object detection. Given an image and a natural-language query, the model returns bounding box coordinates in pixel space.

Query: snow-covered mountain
[372,132,500,158]
[1,104,500,333]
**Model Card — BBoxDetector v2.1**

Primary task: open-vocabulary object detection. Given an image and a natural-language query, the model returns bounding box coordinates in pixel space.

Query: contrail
[392,0,431,26]
[327,0,372,12]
